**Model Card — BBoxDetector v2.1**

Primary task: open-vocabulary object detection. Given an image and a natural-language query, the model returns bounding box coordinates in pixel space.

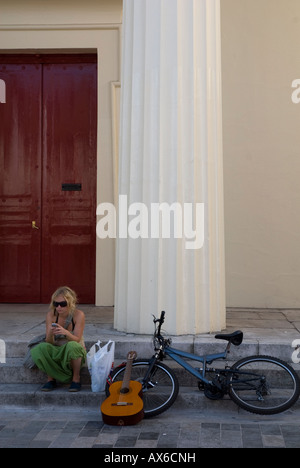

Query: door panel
[0,64,42,302]
[41,63,97,303]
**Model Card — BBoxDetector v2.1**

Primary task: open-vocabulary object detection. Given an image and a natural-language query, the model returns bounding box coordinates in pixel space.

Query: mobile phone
[51,323,58,328]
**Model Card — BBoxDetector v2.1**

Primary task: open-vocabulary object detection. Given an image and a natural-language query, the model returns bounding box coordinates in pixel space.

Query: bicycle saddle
[215,330,243,346]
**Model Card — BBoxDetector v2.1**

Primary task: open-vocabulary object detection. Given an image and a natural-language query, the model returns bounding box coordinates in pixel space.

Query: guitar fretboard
[120,358,133,394]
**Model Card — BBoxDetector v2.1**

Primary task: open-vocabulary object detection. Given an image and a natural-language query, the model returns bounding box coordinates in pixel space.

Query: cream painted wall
[0,0,122,306]
[0,0,122,25]
[2,0,300,310]
[221,0,300,307]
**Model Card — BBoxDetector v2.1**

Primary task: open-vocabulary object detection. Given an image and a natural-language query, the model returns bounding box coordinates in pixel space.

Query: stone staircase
[1,332,300,411]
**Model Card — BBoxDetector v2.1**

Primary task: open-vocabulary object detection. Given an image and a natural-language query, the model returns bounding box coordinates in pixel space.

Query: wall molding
[0,23,121,31]
[111,81,121,207]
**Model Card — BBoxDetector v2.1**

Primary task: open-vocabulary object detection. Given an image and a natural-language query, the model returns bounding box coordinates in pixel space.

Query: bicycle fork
[141,354,161,389]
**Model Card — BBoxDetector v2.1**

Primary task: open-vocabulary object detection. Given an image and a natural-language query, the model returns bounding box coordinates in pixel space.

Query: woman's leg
[70,357,82,383]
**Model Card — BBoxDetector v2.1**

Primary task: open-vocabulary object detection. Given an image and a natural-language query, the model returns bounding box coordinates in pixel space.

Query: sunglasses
[53,300,68,308]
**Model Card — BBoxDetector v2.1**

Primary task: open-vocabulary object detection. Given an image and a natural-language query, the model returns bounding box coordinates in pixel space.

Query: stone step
[0,358,92,385]
[2,334,296,362]
[1,356,300,389]
[0,357,222,386]
[3,336,154,360]
[1,383,299,413]
[0,383,219,411]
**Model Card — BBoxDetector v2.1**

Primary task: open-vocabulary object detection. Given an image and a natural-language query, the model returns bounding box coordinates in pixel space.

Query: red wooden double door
[0,55,97,303]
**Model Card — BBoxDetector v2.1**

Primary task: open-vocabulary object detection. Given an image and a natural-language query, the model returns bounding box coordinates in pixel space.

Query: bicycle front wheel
[229,355,300,415]
[105,359,179,418]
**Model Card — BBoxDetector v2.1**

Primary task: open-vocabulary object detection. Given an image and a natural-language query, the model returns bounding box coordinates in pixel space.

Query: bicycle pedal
[197,381,205,391]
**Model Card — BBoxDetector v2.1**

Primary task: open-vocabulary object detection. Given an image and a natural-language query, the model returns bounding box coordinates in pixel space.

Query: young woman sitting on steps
[30,286,86,392]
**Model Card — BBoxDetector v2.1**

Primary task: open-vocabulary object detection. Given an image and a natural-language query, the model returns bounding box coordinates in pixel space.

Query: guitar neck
[120,359,133,394]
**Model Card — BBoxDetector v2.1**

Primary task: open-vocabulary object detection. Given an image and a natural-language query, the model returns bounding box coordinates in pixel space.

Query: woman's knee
[65,341,81,352]
[35,342,53,353]
[65,341,85,358]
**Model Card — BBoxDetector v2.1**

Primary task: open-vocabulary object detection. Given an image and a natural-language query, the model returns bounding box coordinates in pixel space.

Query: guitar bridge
[112,402,133,406]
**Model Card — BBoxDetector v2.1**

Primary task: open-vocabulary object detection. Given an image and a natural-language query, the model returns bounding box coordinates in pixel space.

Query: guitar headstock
[127,351,137,361]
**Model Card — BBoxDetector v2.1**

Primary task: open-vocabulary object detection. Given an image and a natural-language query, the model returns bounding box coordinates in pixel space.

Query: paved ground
[0,405,300,449]
[1,304,300,341]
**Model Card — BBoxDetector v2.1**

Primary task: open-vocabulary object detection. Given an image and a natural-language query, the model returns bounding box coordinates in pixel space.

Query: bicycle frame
[158,344,229,386]
[148,311,233,386]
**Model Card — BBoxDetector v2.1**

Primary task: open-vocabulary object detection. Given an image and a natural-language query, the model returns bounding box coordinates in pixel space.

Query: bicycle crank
[203,383,225,400]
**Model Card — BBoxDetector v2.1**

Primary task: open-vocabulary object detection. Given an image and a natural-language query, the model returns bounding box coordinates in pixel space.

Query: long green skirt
[31,341,86,384]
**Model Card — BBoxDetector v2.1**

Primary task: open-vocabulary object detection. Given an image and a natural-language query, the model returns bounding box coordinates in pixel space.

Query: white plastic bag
[86,340,115,392]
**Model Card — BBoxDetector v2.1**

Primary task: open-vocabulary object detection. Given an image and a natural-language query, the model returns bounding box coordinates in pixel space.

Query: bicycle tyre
[105,359,179,418]
[229,355,300,415]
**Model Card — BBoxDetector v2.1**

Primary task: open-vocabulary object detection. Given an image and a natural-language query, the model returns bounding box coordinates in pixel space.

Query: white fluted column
[114,0,226,335]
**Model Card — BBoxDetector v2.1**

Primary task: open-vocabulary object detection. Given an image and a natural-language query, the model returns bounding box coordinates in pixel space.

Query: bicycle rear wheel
[105,359,179,418]
[229,355,300,415]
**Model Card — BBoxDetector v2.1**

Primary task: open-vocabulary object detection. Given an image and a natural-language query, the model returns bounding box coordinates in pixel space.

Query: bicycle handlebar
[153,310,165,338]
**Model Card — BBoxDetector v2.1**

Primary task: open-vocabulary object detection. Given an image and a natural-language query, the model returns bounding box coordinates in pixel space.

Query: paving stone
[1,403,300,449]
[262,434,285,448]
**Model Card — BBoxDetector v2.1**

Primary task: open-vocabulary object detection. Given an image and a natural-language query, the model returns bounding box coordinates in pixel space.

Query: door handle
[32,221,39,230]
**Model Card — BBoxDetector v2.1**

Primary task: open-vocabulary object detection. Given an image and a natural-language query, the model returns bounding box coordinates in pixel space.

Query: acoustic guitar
[101,351,144,426]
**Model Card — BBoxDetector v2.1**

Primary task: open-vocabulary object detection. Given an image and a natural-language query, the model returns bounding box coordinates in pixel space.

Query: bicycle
[105,311,300,417]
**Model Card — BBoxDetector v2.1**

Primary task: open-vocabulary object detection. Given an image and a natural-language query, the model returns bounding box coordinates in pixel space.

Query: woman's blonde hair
[50,286,78,317]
